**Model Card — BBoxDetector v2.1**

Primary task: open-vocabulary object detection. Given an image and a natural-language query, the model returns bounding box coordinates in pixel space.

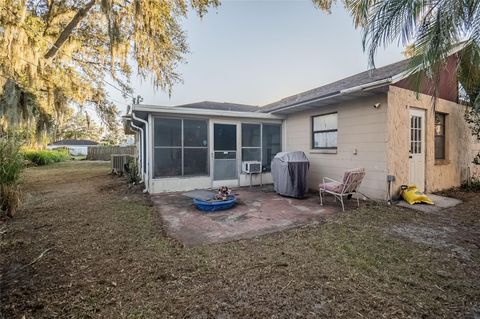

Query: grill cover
[271,151,310,198]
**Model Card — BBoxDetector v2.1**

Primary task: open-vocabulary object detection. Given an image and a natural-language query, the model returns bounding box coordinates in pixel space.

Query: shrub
[125,158,141,184]
[0,136,24,217]
[22,148,70,166]
[462,176,480,192]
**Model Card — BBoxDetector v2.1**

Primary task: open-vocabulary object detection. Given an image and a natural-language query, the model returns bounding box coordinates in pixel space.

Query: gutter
[132,111,149,193]
[269,77,393,114]
[129,120,144,183]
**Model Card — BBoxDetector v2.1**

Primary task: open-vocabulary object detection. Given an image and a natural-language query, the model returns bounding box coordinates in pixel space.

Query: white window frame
[312,112,338,150]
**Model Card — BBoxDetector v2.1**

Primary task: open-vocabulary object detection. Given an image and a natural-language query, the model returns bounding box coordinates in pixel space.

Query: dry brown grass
[0,161,479,318]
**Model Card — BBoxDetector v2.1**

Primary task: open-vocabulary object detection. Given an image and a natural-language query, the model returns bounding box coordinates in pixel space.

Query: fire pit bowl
[193,195,237,212]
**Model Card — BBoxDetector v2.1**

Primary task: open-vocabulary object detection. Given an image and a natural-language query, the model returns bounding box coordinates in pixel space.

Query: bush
[125,158,141,184]
[22,148,70,166]
[0,136,24,217]
[462,176,480,192]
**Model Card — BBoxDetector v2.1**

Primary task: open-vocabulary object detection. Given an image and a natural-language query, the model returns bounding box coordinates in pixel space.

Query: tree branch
[44,0,97,59]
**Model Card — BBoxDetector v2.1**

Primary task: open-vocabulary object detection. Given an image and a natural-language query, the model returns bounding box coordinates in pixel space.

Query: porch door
[409,108,426,191]
[212,123,238,187]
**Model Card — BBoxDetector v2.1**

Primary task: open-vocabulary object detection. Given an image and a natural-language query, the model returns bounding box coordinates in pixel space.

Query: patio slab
[397,194,462,213]
[151,187,350,246]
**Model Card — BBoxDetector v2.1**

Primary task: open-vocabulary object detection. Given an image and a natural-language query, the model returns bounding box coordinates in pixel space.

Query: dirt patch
[1,162,479,318]
[389,224,472,260]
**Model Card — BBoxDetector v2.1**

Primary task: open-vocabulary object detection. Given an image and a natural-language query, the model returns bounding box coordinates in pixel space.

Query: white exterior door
[211,123,239,188]
[408,108,426,191]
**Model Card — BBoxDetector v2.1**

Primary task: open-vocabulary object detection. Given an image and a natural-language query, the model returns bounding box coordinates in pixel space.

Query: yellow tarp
[400,185,434,205]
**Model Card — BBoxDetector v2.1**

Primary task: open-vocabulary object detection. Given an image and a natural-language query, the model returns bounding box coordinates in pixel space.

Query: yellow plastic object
[400,185,434,205]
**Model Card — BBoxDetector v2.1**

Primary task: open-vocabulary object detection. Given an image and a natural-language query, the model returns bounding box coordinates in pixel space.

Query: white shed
[47,139,98,156]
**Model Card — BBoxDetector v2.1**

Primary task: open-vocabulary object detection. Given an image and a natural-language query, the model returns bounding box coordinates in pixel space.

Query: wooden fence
[87,145,136,161]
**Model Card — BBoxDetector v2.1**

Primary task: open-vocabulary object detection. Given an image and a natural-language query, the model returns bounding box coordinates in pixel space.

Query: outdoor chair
[319,168,366,211]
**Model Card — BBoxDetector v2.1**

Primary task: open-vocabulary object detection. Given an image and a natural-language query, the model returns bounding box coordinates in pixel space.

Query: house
[47,139,98,156]
[125,53,480,200]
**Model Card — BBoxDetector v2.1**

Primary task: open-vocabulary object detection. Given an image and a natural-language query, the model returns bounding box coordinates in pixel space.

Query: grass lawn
[1,161,479,318]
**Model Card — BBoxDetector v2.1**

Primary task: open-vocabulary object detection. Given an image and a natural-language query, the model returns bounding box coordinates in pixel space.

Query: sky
[108,0,405,113]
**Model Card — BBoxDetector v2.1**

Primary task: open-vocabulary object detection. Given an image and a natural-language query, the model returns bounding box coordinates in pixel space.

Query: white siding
[284,94,389,199]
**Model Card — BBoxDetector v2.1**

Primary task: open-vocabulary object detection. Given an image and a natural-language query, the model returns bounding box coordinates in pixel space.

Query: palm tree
[314,0,480,108]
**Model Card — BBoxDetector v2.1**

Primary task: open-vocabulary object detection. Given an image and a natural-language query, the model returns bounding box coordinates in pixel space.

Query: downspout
[129,121,144,183]
[132,111,149,193]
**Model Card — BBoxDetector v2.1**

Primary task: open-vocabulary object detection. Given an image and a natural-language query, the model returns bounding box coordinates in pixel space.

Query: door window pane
[184,148,208,175]
[262,124,282,171]
[214,124,236,150]
[154,148,182,177]
[184,120,208,147]
[154,118,181,147]
[242,124,261,147]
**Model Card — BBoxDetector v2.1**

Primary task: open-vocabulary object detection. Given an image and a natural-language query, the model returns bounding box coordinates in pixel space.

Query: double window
[153,118,208,177]
[434,112,446,160]
[241,123,282,171]
[312,113,338,149]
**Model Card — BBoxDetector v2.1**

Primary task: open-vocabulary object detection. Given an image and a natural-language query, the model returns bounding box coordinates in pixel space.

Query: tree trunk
[44,0,97,59]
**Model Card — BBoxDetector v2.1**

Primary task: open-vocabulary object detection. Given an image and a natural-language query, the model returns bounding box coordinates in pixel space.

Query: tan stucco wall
[284,94,389,199]
[387,86,480,195]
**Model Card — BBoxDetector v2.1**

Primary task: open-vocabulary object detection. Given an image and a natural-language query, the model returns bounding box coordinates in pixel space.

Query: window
[241,123,281,172]
[410,115,422,154]
[154,118,208,177]
[435,113,446,160]
[241,123,261,161]
[312,113,337,149]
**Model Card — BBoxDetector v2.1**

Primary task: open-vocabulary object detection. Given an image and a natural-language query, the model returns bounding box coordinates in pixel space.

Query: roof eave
[132,104,286,119]
[268,77,393,114]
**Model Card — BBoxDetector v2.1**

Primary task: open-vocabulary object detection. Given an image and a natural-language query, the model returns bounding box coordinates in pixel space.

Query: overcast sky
[108,0,404,113]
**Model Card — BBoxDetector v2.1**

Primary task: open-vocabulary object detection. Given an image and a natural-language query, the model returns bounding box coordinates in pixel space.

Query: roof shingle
[178,101,260,113]
[260,59,411,113]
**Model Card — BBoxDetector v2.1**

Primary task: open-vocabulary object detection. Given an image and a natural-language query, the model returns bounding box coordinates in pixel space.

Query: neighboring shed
[47,139,98,156]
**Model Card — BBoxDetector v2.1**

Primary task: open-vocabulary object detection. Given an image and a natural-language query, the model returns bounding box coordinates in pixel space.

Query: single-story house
[125,52,480,201]
[47,139,98,156]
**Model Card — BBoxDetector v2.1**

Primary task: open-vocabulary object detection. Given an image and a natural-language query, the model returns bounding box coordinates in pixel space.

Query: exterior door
[212,123,238,187]
[409,108,426,191]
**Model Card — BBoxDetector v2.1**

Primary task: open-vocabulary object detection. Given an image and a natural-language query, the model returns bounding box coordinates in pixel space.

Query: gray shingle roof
[177,101,260,112]
[260,59,411,113]
[49,139,98,146]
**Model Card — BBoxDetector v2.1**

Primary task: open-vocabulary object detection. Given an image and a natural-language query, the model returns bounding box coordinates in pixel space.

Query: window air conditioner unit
[242,161,262,174]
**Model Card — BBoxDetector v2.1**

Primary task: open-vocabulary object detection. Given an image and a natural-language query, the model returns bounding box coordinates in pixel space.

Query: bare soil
[1,161,479,318]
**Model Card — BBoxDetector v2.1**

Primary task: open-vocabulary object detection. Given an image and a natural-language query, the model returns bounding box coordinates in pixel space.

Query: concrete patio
[151,186,357,246]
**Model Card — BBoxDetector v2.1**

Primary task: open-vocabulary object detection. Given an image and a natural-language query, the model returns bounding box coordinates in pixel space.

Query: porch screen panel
[183,120,208,176]
[154,118,182,177]
[241,123,261,161]
[154,118,208,178]
[262,124,281,171]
